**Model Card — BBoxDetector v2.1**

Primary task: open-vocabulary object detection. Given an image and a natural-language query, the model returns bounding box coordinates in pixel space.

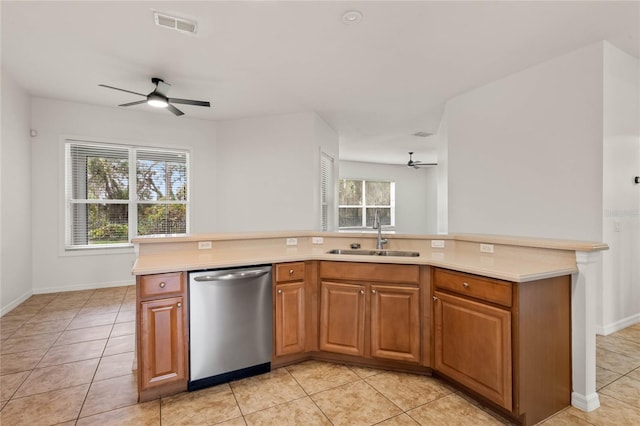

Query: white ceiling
[2,1,639,165]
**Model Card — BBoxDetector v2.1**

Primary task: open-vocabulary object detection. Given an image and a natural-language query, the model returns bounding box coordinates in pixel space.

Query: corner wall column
[571,251,601,411]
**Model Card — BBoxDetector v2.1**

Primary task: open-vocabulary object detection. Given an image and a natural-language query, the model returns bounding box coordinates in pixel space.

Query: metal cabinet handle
[177,302,182,308]
[463,282,469,288]
[277,289,283,294]
[360,289,365,295]
[433,296,439,302]
[159,282,166,288]
[372,289,377,294]
[289,269,294,275]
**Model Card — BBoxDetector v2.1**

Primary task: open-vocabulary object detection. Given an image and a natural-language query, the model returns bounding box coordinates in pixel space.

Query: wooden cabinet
[274,262,306,358]
[319,262,423,364]
[433,268,571,425]
[136,272,187,402]
[371,284,420,362]
[433,290,512,410]
[319,281,366,356]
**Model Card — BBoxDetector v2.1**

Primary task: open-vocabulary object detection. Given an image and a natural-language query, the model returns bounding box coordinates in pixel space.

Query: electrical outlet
[198,241,212,250]
[480,243,494,253]
[286,238,298,246]
[312,237,324,244]
[431,240,445,248]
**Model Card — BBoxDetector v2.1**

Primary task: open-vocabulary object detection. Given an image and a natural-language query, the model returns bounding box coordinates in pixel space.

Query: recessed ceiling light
[342,10,363,25]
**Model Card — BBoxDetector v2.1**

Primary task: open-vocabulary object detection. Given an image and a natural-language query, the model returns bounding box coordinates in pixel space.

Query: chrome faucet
[373,209,388,250]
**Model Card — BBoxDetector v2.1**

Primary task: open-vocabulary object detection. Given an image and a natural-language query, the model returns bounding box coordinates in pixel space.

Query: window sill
[61,244,135,257]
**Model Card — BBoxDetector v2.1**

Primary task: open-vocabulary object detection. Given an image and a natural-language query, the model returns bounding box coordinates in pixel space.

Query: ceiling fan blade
[168,98,211,107]
[118,100,147,107]
[155,80,171,97]
[167,103,184,116]
[98,84,146,97]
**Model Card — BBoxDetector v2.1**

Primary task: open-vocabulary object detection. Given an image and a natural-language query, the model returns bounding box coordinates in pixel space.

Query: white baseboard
[33,279,135,294]
[597,313,640,336]
[0,289,34,317]
[571,392,600,412]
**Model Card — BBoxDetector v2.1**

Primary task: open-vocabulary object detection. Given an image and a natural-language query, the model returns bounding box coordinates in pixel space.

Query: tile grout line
[73,294,138,422]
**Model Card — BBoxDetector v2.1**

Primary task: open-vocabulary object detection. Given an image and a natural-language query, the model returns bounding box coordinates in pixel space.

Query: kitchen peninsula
[132,231,607,425]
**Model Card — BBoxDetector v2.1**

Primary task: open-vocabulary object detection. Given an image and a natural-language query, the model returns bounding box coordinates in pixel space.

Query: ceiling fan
[98,77,210,116]
[407,152,437,168]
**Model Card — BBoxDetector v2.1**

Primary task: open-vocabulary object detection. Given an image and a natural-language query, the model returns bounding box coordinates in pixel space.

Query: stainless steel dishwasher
[188,265,272,391]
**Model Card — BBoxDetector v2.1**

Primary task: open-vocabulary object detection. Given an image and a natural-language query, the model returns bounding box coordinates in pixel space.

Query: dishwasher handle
[192,268,270,282]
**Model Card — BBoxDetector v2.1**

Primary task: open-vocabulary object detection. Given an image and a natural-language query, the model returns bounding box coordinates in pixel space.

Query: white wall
[1,71,33,314]
[445,43,604,242]
[435,110,449,234]
[215,112,338,232]
[30,98,217,294]
[601,43,640,333]
[339,160,437,234]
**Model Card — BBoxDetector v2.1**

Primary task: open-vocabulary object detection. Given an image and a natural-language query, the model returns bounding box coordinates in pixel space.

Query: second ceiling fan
[407,152,437,168]
[99,77,210,116]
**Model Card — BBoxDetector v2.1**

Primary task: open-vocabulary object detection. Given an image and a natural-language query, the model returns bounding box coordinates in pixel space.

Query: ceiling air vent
[154,11,197,34]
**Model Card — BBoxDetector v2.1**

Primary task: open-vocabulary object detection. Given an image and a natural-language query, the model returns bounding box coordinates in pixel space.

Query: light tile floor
[1,286,639,425]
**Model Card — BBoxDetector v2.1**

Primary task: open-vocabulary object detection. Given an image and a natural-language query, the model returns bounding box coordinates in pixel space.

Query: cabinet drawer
[434,269,512,307]
[275,262,305,282]
[139,272,184,298]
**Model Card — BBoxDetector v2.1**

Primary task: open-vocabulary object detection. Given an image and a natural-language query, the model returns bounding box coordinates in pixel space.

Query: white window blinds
[320,152,334,231]
[65,141,189,249]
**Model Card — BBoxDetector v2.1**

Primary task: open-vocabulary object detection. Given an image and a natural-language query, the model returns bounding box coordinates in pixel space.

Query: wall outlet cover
[312,237,324,244]
[480,243,494,253]
[431,240,445,248]
[286,238,298,246]
[198,241,212,250]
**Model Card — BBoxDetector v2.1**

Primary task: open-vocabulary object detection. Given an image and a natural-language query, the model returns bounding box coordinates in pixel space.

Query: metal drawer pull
[433,296,439,302]
[277,289,283,294]
[372,289,377,294]
[159,282,166,288]
[177,302,182,308]
[463,282,469,288]
[360,289,365,294]
[289,269,294,275]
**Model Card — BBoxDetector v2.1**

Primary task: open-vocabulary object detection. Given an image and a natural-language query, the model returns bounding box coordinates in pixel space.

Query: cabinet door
[275,282,306,356]
[371,285,420,363]
[434,291,512,410]
[319,281,366,356]
[139,296,186,390]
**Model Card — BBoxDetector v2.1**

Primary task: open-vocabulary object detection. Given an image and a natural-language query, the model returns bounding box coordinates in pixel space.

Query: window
[338,179,395,228]
[65,141,189,249]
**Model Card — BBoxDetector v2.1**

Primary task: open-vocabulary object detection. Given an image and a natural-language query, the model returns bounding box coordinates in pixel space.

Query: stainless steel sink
[377,250,420,257]
[326,249,419,257]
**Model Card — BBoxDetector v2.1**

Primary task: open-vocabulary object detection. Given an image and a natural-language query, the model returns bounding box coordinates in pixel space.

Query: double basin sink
[326,249,419,257]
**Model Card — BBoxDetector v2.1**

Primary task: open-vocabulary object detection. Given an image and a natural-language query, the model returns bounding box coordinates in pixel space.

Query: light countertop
[132,231,606,282]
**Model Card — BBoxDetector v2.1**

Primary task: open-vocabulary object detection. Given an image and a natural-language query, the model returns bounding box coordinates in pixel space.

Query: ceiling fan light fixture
[147,94,168,108]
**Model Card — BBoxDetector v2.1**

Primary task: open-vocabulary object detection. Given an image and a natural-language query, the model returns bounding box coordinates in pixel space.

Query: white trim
[59,245,135,257]
[33,279,135,295]
[60,136,190,253]
[571,392,601,412]
[0,290,34,317]
[571,250,601,412]
[597,312,640,336]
